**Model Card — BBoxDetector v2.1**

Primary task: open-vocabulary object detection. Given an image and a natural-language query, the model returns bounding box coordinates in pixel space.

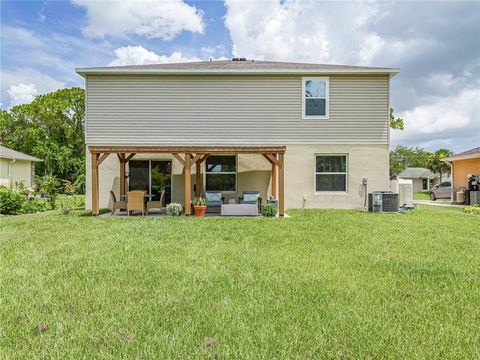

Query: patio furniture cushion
[205,191,223,206]
[241,191,260,204]
[221,204,258,216]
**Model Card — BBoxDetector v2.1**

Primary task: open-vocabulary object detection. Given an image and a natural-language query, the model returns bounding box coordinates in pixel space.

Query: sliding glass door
[151,161,171,203]
[128,160,171,203]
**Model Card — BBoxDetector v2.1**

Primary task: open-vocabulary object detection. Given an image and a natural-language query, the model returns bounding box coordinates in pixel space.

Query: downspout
[8,158,16,187]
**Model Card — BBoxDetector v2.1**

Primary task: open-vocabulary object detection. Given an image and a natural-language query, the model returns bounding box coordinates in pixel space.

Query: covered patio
[90,146,286,217]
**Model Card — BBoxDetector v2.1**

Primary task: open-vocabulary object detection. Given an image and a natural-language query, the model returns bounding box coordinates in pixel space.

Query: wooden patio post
[184,153,191,215]
[195,161,201,198]
[278,153,285,217]
[271,154,277,199]
[91,152,99,216]
[119,153,126,198]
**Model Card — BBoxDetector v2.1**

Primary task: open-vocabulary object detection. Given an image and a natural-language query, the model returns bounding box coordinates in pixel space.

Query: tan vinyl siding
[85,74,390,145]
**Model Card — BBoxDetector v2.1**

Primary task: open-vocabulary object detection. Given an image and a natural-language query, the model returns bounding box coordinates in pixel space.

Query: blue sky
[1,0,479,152]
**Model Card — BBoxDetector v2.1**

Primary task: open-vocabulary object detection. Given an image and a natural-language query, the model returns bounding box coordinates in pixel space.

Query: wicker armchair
[110,190,127,215]
[127,190,146,216]
[146,191,166,214]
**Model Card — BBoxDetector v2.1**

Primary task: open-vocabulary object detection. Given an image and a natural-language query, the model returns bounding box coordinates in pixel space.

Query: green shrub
[38,175,62,208]
[261,203,278,217]
[74,174,86,194]
[0,186,25,215]
[55,195,85,211]
[62,180,77,195]
[463,204,480,215]
[21,198,50,214]
[166,203,183,216]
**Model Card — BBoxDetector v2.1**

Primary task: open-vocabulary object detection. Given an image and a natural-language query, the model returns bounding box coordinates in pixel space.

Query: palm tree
[427,149,454,182]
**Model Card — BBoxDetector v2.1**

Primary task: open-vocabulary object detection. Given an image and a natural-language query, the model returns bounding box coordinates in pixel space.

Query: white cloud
[223,0,438,66]
[7,83,39,106]
[392,86,480,150]
[1,69,66,108]
[224,0,395,64]
[108,46,201,66]
[1,26,43,47]
[72,0,204,40]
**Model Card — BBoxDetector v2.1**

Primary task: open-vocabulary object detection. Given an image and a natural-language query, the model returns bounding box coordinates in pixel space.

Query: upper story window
[205,155,237,192]
[303,77,329,119]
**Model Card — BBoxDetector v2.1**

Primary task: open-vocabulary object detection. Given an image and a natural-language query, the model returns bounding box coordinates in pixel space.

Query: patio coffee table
[221,204,258,216]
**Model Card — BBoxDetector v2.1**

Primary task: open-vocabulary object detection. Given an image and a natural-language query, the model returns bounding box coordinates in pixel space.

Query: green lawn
[414,190,431,200]
[1,207,479,358]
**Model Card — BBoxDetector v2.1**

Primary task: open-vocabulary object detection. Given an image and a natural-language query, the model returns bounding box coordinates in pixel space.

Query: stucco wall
[86,144,389,210]
[452,158,480,191]
[0,158,33,188]
[284,144,389,209]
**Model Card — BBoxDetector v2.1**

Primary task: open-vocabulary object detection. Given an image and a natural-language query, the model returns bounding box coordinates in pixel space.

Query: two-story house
[76,59,399,216]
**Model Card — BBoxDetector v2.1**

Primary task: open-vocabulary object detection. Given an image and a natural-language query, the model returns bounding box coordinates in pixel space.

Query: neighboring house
[0,145,42,189]
[76,59,399,216]
[442,147,480,194]
[398,167,439,192]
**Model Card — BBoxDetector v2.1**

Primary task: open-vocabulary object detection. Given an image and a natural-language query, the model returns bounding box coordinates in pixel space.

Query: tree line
[390,146,454,181]
[0,88,85,192]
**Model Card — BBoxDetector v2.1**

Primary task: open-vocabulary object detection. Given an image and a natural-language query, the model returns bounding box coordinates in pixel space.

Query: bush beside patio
[1,206,479,358]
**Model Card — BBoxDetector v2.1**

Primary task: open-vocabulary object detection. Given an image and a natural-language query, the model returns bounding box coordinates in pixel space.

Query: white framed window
[205,155,237,192]
[302,77,329,119]
[315,154,347,192]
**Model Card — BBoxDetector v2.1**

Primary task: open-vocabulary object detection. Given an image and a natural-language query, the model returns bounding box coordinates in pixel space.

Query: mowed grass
[414,190,431,200]
[1,207,479,359]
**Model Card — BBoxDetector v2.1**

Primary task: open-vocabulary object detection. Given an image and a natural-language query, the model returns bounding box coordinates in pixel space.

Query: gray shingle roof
[399,167,436,179]
[442,147,480,161]
[77,59,399,76]
[0,145,42,162]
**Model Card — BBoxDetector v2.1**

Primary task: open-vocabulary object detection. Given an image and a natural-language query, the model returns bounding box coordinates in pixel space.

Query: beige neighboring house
[76,59,399,216]
[0,145,42,189]
[398,167,440,192]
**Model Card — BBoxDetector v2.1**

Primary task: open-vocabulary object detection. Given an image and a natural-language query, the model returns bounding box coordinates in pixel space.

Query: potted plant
[193,197,207,217]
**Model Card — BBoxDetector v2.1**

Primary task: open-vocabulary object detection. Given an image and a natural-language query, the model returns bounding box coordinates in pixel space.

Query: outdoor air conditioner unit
[398,179,414,208]
[368,192,399,212]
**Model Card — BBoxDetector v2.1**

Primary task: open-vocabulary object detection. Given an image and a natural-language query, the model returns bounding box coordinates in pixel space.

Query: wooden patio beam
[97,153,110,166]
[90,146,286,154]
[191,153,203,164]
[172,153,185,167]
[125,153,136,162]
[198,154,209,164]
[262,153,279,166]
